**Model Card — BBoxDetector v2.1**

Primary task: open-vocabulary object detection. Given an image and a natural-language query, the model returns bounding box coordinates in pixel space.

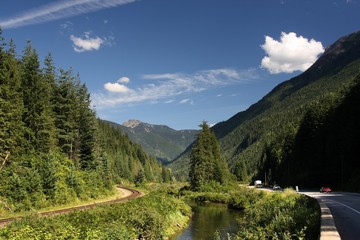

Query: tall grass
[234,189,320,239]
[0,192,191,240]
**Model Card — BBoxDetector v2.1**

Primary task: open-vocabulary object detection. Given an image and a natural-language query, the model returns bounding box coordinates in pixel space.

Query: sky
[1,0,359,130]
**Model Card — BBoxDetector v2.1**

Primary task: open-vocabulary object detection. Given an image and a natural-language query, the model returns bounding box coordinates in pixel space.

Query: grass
[0,185,128,220]
[0,192,191,240]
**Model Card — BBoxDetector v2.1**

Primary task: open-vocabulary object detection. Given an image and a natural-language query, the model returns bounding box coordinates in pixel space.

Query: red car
[320,187,331,193]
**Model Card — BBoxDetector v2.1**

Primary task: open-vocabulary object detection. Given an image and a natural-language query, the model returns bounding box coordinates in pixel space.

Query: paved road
[302,191,360,240]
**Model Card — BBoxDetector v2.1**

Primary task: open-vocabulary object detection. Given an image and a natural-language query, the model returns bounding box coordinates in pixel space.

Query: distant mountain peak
[107,119,198,163]
[123,119,143,128]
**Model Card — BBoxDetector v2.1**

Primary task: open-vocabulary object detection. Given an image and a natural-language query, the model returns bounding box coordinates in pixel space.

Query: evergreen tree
[211,130,230,185]
[162,165,172,183]
[43,53,56,93]
[234,160,248,182]
[0,36,24,166]
[21,41,56,153]
[135,168,145,185]
[189,121,230,191]
[77,83,97,169]
[53,68,79,162]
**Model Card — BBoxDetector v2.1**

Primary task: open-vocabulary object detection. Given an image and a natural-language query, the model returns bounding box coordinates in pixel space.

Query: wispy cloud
[0,0,137,29]
[179,98,194,105]
[92,68,258,108]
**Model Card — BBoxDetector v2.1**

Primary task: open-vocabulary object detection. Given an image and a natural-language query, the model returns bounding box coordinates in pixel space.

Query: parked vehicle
[320,187,331,193]
[273,185,282,191]
[254,180,262,188]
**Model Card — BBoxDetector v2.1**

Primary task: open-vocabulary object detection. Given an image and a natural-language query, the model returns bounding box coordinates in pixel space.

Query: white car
[273,185,282,191]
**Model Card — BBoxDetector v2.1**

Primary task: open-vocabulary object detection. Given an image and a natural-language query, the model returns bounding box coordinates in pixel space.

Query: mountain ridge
[102,119,198,163]
[169,30,360,179]
[213,30,360,139]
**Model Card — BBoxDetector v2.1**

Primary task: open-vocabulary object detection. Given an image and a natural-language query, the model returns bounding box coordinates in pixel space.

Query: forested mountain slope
[258,73,360,190]
[0,32,162,212]
[103,119,198,163]
[169,30,360,189]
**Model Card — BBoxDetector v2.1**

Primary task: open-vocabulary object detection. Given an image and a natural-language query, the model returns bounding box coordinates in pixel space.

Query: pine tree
[21,41,56,153]
[0,36,24,167]
[77,83,97,169]
[53,68,80,162]
[234,160,248,182]
[189,121,230,191]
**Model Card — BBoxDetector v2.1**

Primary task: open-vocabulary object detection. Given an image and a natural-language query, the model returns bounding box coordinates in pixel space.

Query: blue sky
[1,0,359,130]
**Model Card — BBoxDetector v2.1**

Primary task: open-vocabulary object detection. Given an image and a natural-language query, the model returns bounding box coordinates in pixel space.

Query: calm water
[171,202,242,240]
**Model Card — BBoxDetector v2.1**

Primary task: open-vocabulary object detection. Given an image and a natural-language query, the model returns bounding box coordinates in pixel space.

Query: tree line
[257,73,360,191]
[0,30,164,212]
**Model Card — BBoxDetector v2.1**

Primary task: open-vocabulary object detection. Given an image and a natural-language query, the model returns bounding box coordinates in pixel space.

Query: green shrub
[234,190,320,239]
[0,192,191,240]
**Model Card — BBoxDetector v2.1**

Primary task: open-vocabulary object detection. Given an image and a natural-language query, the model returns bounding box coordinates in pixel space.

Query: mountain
[169,30,360,181]
[103,119,198,163]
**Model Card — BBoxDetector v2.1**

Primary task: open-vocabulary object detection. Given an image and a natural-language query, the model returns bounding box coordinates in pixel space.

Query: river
[171,202,242,240]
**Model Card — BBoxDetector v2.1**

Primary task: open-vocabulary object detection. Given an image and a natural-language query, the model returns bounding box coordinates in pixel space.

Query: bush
[234,190,320,239]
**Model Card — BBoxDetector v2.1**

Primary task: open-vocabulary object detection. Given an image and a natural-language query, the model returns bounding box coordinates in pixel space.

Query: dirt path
[0,186,142,228]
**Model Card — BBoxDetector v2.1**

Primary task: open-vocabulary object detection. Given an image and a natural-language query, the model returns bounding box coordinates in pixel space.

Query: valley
[0,3,359,237]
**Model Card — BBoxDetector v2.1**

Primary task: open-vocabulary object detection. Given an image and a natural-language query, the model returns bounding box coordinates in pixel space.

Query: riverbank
[177,184,320,239]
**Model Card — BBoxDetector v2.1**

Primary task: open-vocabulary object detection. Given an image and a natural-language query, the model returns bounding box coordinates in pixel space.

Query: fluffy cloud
[70,33,104,52]
[104,76,131,93]
[261,32,324,74]
[104,82,130,93]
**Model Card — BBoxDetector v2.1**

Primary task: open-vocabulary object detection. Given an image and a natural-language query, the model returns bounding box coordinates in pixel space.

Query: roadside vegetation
[0,192,191,240]
[0,182,320,240]
[177,183,320,240]
[234,189,320,240]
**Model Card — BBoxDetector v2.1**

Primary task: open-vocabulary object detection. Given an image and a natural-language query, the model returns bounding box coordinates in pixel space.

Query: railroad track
[0,186,142,228]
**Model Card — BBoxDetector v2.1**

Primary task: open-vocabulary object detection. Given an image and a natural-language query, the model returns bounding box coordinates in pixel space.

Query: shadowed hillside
[169,31,360,188]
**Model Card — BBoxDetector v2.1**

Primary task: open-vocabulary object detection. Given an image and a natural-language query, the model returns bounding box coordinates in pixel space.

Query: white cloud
[261,32,324,74]
[179,98,193,104]
[104,76,131,92]
[117,77,130,83]
[0,0,137,29]
[93,68,258,108]
[104,82,130,93]
[70,34,104,52]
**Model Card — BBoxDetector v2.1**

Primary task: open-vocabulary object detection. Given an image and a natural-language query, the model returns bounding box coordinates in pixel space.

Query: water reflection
[171,202,242,240]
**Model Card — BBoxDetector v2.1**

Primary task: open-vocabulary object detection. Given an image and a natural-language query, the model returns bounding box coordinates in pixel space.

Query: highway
[302,191,360,240]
